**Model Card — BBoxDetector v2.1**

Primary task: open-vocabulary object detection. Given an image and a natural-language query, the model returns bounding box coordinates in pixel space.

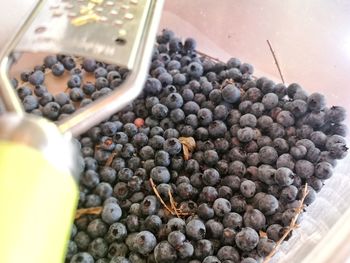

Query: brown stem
[75,206,102,219]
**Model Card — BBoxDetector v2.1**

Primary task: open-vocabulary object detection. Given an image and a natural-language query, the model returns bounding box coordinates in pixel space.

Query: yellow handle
[0,141,78,263]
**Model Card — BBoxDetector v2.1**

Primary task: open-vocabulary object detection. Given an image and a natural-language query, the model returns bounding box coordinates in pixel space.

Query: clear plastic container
[160,1,350,262]
[2,1,350,262]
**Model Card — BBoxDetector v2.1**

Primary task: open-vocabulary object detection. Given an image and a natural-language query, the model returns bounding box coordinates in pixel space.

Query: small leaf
[179,137,196,160]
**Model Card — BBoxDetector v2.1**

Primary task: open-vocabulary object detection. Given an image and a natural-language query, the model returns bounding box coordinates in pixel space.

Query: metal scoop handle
[0,0,164,136]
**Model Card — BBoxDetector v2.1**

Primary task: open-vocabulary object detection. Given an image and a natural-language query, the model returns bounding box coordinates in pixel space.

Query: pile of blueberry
[13,29,348,263]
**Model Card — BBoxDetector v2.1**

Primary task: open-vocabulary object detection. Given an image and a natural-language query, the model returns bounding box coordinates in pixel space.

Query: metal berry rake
[0,0,164,136]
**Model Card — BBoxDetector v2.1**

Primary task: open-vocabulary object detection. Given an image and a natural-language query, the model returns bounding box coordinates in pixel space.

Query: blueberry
[230,195,247,214]
[163,128,180,139]
[66,241,78,260]
[61,56,76,70]
[240,180,256,198]
[33,84,47,97]
[258,194,279,215]
[94,182,113,199]
[121,143,135,158]
[202,150,219,166]
[187,62,203,78]
[307,92,326,111]
[28,70,45,85]
[113,182,129,200]
[163,138,182,155]
[74,231,91,250]
[158,72,173,86]
[167,230,186,248]
[290,99,308,117]
[194,239,214,260]
[88,237,108,258]
[42,101,61,120]
[241,257,258,263]
[150,166,171,183]
[268,123,285,139]
[208,120,228,138]
[236,127,254,143]
[204,219,223,239]
[132,231,157,255]
[295,160,314,179]
[140,195,159,216]
[17,86,32,99]
[197,203,215,220]
[290,145,307,160]
[43,55,58,68]
[239,113,257,128]
[243,208,266,230]
[259,146,278,165]
[101,203,122,224]
[223,212,243,230]
[217,246,240,262]
[145,78,162,95]
[275,167,295,186]
[197,108,213,126]
[325,106,346,123]
[106,222,128,243]
[235,227,259,251]
[281,208,300,226]
[257,115,273,130]
[154,241,177,263]
[200,168,220,186]
[70,252,94,263]
[257,238,275,257]
[314,161,333,180]
[250,102,265,117]
[262,93,278,110]
[84,157,98,171]
[61,103,76,114]
[151,103,168,119]
[51,62,65,76]
[110,257,130,263]
[183,101,200,115]
[186,219,206,240]
[68,87,83,101]
[276,110,295,127]
[108,242,129,258]
[22,95,39,112]
[165,92,184,109]
[280,185,298,203]
[240,63,254,74]
[213,198,231,217]
[222,84,241,103]
[202,256,220,263]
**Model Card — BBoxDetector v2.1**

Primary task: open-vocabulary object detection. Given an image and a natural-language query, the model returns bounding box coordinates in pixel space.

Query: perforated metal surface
[15,0,152,68]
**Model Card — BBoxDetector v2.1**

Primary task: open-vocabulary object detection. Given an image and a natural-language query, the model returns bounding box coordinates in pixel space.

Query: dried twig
[196,50,222,63]
[168,189,180,218]
[149,178,174,215]
[263,184,309,263]
[266,40,285,84]
[150,178,190,218]
[75,206,102,219]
